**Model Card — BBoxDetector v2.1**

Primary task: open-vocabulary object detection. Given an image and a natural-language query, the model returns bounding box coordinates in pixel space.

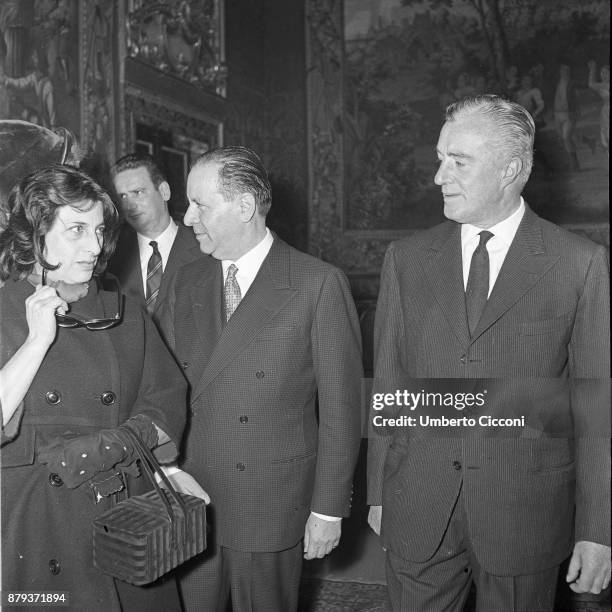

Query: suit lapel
[421,223,471,347]
[470,207,560,341]
[188,260,223,386]
[114,228,145,302]
[155,224,200,315]
[191,238,297,403]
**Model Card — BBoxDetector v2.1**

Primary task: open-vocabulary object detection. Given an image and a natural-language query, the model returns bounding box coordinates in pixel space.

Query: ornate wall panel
[306,0,392,285]
[0,0,80,136]
[80,0,121,164]
[125,0,226,97]
[305,0,609,290]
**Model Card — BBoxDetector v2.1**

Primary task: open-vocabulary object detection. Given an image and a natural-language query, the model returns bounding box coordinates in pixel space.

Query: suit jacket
[159,236,363,552]
[107,222,203,323]
[367,206,610,575]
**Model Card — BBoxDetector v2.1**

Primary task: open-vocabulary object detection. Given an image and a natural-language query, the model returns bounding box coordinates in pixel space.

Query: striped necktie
[145,240,162,314]
[465,230,493,336]
[224,264,241,321]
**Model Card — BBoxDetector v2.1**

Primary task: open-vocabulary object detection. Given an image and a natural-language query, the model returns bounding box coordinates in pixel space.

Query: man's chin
[443,201,465,223]
[194,234,214,255]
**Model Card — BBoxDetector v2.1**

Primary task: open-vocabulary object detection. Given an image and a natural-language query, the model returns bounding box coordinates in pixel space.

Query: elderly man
[159,146,362,612]
[367,95,610,611]
[108,153,202,323]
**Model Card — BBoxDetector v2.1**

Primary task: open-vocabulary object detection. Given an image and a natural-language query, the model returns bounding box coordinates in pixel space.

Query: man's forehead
[114,166,153,187]
[187,162,221,189]
[437,117,492,152]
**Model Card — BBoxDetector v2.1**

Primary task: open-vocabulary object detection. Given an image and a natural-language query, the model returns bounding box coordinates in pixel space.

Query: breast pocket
[531,437,574,473]
[520,314,573,336]
[263,325,300,339]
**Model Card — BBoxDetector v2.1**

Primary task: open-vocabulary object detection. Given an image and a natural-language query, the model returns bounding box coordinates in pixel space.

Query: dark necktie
[224,264,241,321]
[145,240,162,314]
[465,230,493,336]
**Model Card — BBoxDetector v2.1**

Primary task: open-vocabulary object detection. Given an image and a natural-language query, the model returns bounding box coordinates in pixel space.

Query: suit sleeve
[310,267,363,517]
[367,243,406,506]
[132,310,187,463]
[569,245,610,546]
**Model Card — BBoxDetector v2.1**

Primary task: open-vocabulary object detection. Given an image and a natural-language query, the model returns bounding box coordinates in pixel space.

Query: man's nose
[183,202,197,227]
[434,162,447,186]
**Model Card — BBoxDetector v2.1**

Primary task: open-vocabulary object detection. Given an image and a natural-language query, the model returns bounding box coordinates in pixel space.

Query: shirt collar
[222,228,274,281]
[136,218,178,252]
[461,198,525,247]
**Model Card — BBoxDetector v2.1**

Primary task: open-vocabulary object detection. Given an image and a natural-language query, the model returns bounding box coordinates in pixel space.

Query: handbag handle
[119,426,187,523]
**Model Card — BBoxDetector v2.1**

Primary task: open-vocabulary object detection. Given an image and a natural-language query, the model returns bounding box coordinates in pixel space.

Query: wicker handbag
[92,427,207,585]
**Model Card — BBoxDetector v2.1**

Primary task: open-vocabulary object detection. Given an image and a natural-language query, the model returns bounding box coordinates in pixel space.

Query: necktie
[465,230,493,336]
[224,264,241,321]
[145,240,162,314]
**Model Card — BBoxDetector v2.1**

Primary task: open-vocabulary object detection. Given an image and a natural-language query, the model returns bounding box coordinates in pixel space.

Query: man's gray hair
[445,95,535,185]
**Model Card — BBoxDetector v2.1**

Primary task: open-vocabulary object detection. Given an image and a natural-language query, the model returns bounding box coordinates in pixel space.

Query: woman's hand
[1,285,68,428]
[25,284,67,347]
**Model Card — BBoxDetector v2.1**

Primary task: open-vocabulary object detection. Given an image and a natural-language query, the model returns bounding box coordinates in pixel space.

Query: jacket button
[100,391,116,405]
[236,462,245,471]
[181,361,189,369]
[49,559,61,575]
[239,415,248,424]
[255,370,265,379]
[460,355,467,364]
[45,390,61,405]
[452,461,462,470]
[49,473,63,487]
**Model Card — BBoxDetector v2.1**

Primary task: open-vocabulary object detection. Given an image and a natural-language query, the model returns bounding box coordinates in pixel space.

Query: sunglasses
[42,269,124,330]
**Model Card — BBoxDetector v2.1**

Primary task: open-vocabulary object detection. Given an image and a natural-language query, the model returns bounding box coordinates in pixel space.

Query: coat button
[49,473,63,487]
[452,461,462,470]
[255,370,265,379]
[181,361,189,369]
[49,559,61,575]
[236,462,245,471]
[100,391,116,405]
[239,416,248,424]
[45,390,61,405]
[460,355,467,364]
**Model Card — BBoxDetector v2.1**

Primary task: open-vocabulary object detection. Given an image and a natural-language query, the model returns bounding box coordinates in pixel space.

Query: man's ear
[502,157,522,187]
[158,181,171,202]
[238,192,257,222]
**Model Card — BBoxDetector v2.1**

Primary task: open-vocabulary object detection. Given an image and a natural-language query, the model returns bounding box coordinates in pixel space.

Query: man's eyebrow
[437,149,475,160]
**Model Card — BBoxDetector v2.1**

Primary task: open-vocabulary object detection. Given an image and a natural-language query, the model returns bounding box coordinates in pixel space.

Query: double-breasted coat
[159,236,363,553]
[1,278,187,610]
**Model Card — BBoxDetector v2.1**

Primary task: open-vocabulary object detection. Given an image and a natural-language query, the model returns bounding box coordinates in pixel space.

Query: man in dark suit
[107,153,202,324]
[367,95,610,611]
[158,146,362,612]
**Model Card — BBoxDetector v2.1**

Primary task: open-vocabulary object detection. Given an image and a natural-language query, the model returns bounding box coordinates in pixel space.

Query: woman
[0,165,187,610]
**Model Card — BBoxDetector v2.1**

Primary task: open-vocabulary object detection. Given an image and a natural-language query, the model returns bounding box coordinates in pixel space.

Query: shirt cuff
[153,463,181,485]
[311,512,342,522]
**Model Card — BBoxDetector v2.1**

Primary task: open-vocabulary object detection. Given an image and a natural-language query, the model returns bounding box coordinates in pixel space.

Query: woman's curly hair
[0,164,120,281]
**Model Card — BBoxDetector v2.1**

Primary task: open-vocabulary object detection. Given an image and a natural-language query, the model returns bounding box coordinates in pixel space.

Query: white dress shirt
[461,199,525,297]
[221,227,274,297]
[137,219,178,294]
[221,229,340,523]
